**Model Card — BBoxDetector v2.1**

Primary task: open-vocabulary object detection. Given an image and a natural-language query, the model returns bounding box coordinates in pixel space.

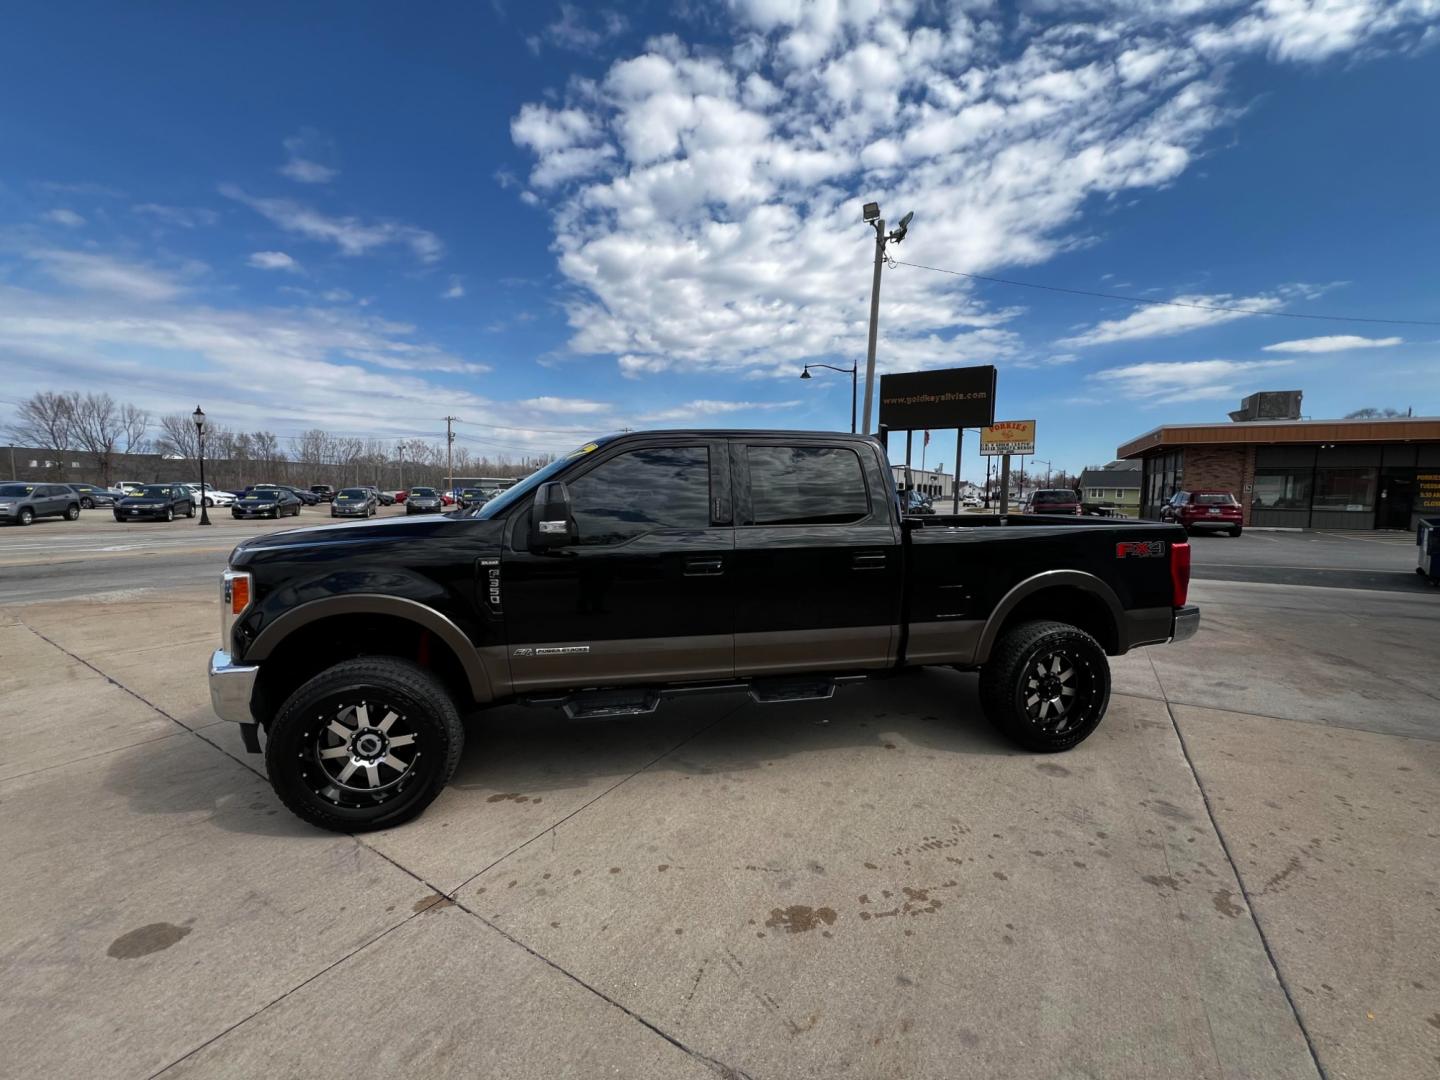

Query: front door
[501,439,733,692]
[1377,469,1415,530]
[730,438,901,674]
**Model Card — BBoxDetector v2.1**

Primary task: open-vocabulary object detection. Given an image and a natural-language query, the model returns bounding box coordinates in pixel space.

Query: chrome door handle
[684,557,724,577]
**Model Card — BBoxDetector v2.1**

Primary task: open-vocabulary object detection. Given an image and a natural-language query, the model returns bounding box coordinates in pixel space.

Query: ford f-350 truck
[209,430,1198,831]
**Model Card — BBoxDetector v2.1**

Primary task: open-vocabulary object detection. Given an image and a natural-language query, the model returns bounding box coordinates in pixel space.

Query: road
[1188,527,1427,593]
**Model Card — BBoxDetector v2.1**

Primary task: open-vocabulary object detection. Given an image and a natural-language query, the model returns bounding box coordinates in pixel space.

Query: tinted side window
[747,445,869,526]
[568,446,711,546]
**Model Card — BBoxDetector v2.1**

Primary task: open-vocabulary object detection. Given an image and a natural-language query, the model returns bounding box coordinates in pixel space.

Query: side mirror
[529,481,576,550]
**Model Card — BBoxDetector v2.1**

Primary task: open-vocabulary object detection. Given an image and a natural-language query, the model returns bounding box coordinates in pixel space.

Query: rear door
[731,438,901,674]
[502,438,734,691]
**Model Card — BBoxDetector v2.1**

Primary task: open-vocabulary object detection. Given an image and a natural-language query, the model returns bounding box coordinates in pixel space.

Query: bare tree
[70,393,150,486]
[1345,407,1405,419]
[152,413,200,470]
[7,391,79,480]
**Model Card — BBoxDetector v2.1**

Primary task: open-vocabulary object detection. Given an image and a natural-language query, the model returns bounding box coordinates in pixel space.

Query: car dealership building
[1117,413,1440,530]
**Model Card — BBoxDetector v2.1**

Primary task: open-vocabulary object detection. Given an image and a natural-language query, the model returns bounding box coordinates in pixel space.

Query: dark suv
[310,485,335,503]
[0,482,82,525]
[1163,490,1243,537]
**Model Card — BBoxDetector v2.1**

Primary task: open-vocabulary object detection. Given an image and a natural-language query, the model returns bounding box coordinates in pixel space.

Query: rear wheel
[264,657,464,831]
[81,497,94,509]
[185,502,195,518]
[979,621,1110,752]
[1229,527,1242,537]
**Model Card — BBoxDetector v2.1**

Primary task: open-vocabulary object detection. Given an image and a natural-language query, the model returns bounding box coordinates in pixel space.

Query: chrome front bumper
[1171,605,1201,644]
[209,648,259,724]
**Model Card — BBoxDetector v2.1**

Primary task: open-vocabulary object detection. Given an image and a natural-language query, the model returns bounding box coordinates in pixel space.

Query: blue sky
[3,0,1438,480]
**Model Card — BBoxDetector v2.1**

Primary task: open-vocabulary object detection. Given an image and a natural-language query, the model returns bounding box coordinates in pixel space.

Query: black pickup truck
[209,430,1198,831]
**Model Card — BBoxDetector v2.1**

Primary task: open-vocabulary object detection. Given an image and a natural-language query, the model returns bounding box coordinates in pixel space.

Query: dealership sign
[980,420,1036,456]
[878,365,996,430]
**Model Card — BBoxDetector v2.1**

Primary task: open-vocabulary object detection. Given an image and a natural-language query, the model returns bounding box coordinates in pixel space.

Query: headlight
[221,569,252,649]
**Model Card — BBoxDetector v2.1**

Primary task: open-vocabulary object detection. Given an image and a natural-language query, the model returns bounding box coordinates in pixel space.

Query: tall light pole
[799,363,858,433]
[443,417,458,497]
[192,405,212,526]
[859,201,913,435]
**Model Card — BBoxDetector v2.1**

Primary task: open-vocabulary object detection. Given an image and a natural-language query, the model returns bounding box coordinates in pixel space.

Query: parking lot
[1,516,1437,1079]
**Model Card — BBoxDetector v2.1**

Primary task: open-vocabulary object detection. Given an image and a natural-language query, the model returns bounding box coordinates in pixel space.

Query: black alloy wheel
[81,497,94,509]
[979,620,1111,753]
[265,657,464,831]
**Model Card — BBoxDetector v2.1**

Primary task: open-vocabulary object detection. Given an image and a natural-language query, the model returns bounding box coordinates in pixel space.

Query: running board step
[747,678,838,704]
[561,689,660,721]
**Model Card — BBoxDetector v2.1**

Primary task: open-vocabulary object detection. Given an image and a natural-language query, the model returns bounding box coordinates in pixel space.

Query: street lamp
[800,362,858,434]
[192,405,211,526]
[859,201,915,435]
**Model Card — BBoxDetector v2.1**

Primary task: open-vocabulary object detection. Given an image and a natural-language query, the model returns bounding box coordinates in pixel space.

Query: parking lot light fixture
[193,405,212,526]
[800,363,859,433]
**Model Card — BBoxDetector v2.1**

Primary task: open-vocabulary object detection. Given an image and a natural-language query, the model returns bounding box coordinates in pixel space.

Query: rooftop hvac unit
[1228,390,1302,422]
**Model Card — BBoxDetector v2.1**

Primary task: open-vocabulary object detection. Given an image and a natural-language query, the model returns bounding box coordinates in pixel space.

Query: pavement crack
[1147,653,1329,1080]
[451,895,756,1080]
[448,702,748,897]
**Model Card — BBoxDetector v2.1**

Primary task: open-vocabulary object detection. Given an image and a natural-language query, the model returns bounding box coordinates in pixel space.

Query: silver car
[404,486,444,514]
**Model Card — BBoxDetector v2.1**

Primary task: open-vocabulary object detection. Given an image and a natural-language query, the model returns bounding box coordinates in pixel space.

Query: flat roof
[1117,416,1440,459]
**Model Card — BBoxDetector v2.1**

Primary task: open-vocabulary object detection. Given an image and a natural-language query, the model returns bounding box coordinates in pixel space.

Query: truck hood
[229,512,504,565]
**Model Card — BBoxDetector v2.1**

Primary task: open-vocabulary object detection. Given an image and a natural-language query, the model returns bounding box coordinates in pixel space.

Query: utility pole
[397,441,405,492]
[444,417,458,495]
[860,202,913,435]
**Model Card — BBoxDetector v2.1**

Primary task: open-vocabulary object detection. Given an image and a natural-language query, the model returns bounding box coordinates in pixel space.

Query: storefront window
[1313,467,1377,510]
[1252,469,1312,510]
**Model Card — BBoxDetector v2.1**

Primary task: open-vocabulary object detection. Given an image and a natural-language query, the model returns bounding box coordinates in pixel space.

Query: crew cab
[208,430,1199,831]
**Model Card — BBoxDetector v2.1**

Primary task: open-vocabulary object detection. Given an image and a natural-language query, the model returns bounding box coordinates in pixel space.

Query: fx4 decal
[1116,540,1166,559]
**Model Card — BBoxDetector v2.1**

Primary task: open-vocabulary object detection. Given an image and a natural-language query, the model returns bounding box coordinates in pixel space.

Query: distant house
[1079,467,1142,516]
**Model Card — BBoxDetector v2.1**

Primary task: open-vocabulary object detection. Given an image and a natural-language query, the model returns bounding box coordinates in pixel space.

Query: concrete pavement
[1,527,1438,1078]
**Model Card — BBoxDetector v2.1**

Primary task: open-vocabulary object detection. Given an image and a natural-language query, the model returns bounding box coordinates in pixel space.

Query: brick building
[1117,416,1440,530]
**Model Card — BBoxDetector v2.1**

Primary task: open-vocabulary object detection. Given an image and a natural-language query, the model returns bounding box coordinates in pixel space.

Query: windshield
[1034,490,1075,502]
[242,491,275,500]
[1194,492,1237,505]
[141,485,174,497]
[337,488,367,498]
[472,437,615,519]
[0,483,35,497]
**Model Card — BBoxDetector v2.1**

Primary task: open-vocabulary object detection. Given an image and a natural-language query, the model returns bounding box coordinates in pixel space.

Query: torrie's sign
[980,420,1036,456]
[878,366,996,430]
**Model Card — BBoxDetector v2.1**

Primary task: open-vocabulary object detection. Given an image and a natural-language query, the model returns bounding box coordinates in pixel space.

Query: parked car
[394,490,409,504]
[366,485,396,506]
[208,428,1199,830]
[901,489,936,515]
[962,494,982,509]
[280,484,319,506]
[0,482,82,525]
[116,481,148,497]
[185,483,235,508]
[458,487,489,509]
[232,488,303,519]
[1162,490,1243,537]
[1025,488,1081,516]
[67,483,118,509]
[440,491,456,507]
[310,485,336,503]
[405,486,444,514]
[114,484,194,522]
[331,487,379,518]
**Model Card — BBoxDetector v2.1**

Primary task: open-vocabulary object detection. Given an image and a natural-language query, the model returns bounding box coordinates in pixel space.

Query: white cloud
[529,4,627,53]
[132,203,220,228]
[520,396,613,414]
[442,276,465,300]
[221,185,443,262]
[247,250,300,272]
[638,398,802,422]
[280,129,339,183]
[1262,334,1403,353]
[1056,292,1288,347]
[24,250,188,302]
[43,209,85,227]
[1090,358,1295,403]
[509,4,1433,379]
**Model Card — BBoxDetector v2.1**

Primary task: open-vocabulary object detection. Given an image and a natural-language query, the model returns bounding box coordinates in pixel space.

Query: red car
[1162,490,1243,536]
[394,490,408,503]
[1024,488,1080,516]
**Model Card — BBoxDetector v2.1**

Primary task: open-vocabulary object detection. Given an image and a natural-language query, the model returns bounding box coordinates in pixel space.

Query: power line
[892,260,1440,327]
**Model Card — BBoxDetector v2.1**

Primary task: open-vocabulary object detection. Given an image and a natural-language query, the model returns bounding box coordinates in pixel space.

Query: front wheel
[1229,527,1242,538]
[264,657,464,831]
[17,507,34,526]
[65,503,80,521]
[979,621,1110,753]
[81,497,94,510]
[164,507,174,522]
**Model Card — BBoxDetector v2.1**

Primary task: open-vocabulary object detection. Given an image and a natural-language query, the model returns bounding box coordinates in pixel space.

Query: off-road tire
[265,656,464,832]
[979,620,1110,753]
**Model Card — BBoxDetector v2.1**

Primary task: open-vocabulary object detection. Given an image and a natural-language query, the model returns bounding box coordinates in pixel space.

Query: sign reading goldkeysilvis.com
[980,420,1037,456]
[877,366,996,430]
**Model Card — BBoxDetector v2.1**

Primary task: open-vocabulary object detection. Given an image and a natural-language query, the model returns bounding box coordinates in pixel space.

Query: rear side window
[569,446,711,545]
[746,445,869,525]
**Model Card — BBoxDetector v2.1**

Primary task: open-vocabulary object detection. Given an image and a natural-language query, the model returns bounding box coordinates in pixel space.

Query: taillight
[1170,542,1190,607]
